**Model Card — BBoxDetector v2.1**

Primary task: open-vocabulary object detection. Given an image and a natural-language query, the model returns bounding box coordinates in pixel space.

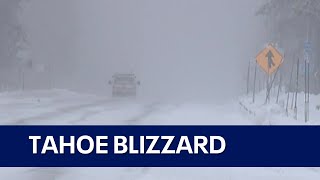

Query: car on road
[109,73,140,97]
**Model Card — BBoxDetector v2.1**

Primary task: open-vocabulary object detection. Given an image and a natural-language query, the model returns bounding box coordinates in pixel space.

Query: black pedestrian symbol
[266,50,275,69]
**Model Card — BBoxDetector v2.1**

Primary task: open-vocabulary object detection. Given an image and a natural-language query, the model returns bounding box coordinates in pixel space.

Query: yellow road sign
[256,45,283,75]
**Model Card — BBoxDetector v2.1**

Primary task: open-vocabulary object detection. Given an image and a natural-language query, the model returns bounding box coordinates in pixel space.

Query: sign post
[252,62,257,103]
[256,44,284,104]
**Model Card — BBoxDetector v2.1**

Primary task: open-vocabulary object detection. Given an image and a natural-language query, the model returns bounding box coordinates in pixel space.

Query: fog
[20,0,265,103]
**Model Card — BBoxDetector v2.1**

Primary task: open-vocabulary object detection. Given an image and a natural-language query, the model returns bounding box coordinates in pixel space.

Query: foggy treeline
[257,0,320,94]
[0,0,26,90]
[1,0,318,102]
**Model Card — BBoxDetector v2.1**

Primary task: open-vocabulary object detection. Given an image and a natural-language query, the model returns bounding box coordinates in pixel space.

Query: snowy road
[0,89,253,126]
[1,89,320,179]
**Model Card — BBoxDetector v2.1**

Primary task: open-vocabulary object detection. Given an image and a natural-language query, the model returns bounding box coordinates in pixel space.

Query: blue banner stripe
[0,126,319,167]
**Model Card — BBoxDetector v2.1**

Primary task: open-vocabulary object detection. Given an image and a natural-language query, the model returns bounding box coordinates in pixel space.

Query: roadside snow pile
[239,88,320,125]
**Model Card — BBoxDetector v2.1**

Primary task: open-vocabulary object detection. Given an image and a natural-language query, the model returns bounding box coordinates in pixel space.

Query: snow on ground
[0,89,319,180]
[0,89,253,125]
[239,88,320,125]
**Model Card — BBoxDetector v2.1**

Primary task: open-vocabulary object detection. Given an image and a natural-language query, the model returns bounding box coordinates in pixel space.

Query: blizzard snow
[0,89,319,179]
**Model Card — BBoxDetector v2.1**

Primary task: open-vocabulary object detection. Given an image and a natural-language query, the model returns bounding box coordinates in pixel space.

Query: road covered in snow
[0,89,254,125]
[1,89,320,180]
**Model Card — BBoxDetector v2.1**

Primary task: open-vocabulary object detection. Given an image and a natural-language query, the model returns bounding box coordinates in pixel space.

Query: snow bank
[239,89,320,125]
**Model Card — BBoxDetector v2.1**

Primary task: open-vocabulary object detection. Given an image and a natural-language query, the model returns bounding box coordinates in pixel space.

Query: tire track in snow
[120,103,181,180]
[125,103,161,125]
[24,168,65,180]
[69,103,179,180]
[12,100,177,180]
[115,167,150,180]
[17,102,174,180]
[67,106,120,124]
[116,103,179,180]
[11,99,115,125]
[124,103,180,125]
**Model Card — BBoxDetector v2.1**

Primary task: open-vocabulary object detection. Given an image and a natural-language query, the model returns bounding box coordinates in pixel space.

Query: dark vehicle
[109,74,140,97]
